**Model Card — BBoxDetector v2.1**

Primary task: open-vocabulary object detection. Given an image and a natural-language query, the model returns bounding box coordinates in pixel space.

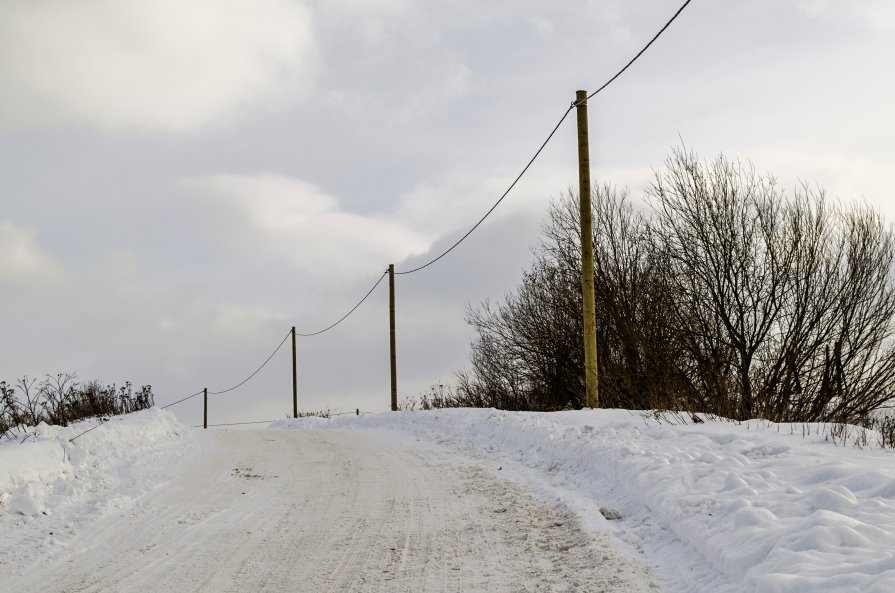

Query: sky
[2,0,894,425]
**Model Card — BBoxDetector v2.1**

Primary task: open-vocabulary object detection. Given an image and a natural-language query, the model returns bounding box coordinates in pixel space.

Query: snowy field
[2,407,894,592]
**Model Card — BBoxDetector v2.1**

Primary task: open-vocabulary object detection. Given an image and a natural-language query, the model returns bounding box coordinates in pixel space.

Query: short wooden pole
[389,264,398,411]
[292,326,298,418]
[203,387,208,429]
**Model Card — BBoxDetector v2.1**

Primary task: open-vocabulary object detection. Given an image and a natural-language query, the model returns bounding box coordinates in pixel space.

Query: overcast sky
[2,0,893,425]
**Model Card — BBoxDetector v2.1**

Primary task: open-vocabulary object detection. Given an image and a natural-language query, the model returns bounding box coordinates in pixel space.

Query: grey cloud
[0,0,317,132]
[799,0,895,30]
[0,220,63,287]
[181,173,430,285]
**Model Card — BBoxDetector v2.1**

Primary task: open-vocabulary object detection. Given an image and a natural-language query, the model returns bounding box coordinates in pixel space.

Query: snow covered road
[5,428,656,592]
[9,407,894,591]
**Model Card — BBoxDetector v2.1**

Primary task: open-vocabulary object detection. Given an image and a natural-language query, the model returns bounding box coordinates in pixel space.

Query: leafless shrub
[0,381,16,436]
[399,384,459,411]
[0,373,155,437]
[292,409,331,419]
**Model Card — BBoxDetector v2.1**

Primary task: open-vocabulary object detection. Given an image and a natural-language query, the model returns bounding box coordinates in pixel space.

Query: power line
[193,419,277,427]
[395,106,574,275]
[160,272,387,408]
[580,0,693,104]
[98,1,695,423]
[161,390,204,410]
[69,417,109,443]
[162,271,387,406]
[200,271,388,398]
[209,330,292,396]
[296,269,389,336]
[396,0,693,276]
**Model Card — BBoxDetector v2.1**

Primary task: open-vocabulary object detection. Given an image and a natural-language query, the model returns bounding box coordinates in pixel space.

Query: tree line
[450,148,895,424]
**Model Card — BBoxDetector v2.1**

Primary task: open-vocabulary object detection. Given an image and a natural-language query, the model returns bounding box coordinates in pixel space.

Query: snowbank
[0,408,193,528]
[1,407,196,571]
[273,409,895,593]
[0,407,187,516]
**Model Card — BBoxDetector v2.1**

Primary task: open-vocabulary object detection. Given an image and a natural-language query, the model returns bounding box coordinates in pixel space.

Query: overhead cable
[69,418,109,443]
[194,419,278,427]
[161,390,205,410]
[103,1,696,420]
[395,106,574,275]
[580,0,693,104]
[396,0,693,275]
[158,271,387,407]
[296,269,389,336]
[208,330,292,396]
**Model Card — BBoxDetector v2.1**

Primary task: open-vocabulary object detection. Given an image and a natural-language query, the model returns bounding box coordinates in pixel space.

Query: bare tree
[459,148,895,422]
[461,185,687,411]
[648,148,895,421]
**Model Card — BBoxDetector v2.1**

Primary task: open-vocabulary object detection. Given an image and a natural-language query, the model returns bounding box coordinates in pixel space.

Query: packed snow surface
[275,409,895,593]
[1,409,655,592]
[2,407,895,592]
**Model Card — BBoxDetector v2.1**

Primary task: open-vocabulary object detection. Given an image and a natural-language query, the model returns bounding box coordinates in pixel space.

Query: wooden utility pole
[203,387,208,429]
[389,264,398,411]
[292,326,298,418]
[576,90,600,408]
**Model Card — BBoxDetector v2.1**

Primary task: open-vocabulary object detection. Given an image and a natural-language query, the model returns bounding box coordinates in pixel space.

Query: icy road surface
[8,429,656,592]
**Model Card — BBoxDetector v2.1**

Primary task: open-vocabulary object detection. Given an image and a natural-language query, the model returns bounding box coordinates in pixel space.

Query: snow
[2,406,895,592]
[2,422,658,592]
[0,408,190,514]
[273,409,895,593]
[0,408,198,570]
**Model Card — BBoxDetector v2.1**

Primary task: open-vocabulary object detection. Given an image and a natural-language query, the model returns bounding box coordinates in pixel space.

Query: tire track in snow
[9,428,658,592]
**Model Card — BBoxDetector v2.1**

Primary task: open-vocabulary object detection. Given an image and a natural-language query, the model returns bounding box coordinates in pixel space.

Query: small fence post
[356,408,359,416]
[203,388,208,429]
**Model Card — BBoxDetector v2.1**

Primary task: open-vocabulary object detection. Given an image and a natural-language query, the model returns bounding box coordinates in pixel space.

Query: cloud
[0,0,317,132]
[182,173,430,281]
[798,0,895,30]
[319,0,410,17]
[0,221,63,286]
[396,162,578,241]
[747,147,895,218]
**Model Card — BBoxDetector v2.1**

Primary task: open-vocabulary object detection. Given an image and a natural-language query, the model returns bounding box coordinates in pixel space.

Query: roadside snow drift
[0,408,194,567]
[274,409,895,593]
[1,408,188,514]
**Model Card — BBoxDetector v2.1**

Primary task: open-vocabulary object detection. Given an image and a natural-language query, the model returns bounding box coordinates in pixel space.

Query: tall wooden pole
[291,326,298,418]
[203,387,208,429]
[389,264,398,411]
[576,90,600,408]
